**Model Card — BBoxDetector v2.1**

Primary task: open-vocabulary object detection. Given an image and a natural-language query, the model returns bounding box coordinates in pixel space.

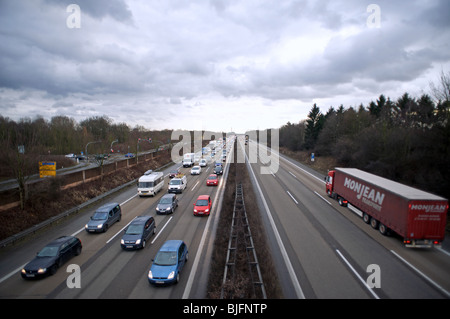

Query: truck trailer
[325,168,448,248]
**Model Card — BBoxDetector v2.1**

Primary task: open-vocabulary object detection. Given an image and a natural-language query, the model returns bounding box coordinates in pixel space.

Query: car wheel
[103,224,108,232]
[175,272,180,284]
[379,223,390,236]
[142,240,146,249]
[185,253,189,262]
[75,245,82,256]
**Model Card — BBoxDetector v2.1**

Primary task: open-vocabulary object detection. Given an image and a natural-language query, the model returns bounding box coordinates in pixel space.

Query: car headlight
[148,270,153,279]
[167,271,175,280]
[97,224,103,229]
[136,239,141,245]
[38,268,47,274]
[120,239,125,245]
[21,269,26,274]
[166,207,171,211]
[205,209,209,212]
[194,209,197,213]
[85,224,88,229]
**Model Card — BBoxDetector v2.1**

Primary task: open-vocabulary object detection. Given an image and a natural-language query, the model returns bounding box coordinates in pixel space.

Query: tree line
[279,74,450,200]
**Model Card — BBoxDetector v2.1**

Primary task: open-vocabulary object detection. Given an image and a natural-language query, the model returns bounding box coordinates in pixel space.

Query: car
[85,202,122,233]
[148,240,188,285]
[193,195,212,216]
[169,167,181,178]
[125,152,134,158]
[21,236,82,279]
[156,193,178,214]
[206,174,218,186]
[121,216,156,250]
[213,165,223,175]
[199,159,207,167]
[190,165,202,175]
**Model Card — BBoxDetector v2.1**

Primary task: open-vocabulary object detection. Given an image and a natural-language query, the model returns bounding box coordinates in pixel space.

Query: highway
[0,135,449,299]
[241,136,450,299]
[0,145,233,299]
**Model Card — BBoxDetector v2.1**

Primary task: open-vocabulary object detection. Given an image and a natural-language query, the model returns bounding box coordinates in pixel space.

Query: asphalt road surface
[241,136,450,299]
[0,146,232,299]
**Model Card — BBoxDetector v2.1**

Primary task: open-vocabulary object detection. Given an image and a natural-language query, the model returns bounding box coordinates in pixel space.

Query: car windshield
[159,197,172,204]
[192,167,199,170]
[37,245,59,257]
[126,224,143,235]
[170,180,181,185]
[153,251,177,266]
[196,199,209,206]
[208,176,216,180]
[92,212,108,220]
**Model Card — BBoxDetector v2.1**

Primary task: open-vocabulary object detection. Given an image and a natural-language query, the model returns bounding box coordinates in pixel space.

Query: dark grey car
[156,193,178,215]
[121,216,156,250]
[85,202,122,233]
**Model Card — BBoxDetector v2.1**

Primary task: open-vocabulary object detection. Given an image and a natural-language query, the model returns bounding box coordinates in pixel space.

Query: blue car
[148,240,188,285]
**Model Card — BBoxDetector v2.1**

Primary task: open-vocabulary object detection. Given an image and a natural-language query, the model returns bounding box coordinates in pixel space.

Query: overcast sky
[1,0,449,133]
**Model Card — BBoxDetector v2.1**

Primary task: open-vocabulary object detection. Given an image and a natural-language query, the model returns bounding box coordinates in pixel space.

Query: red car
[206,174,218,186]
[193,195,212,216]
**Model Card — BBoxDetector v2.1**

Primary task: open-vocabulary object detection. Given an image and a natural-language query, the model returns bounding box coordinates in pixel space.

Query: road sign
[39,161,56,178]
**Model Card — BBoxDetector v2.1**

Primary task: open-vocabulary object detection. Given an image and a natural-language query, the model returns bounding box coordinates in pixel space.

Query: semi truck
[325,168,448,248]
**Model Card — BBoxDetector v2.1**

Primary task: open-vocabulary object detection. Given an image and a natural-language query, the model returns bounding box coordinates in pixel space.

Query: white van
[183,153,195,167]
[138,171,164,197]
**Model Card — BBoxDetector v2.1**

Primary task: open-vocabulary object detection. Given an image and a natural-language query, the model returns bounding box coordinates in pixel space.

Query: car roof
[197,195,210,200]
[208,174,217,177]
[131,215,152,224]
[47,236,76,246]
[96,202,119,212]
[161,193,176,199]
[159,240,184,252]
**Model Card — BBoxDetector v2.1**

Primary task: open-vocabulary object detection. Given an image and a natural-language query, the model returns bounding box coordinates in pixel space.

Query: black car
[214,165,223,175]
[21,236,82,279]
[121,216,156,250]
[156,193,178,214]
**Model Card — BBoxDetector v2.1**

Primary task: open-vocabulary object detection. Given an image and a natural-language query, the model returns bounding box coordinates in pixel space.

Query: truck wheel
[379,223,390,236]
[362,213,371,224]
[338,197,347,207]
[370,218,379,229]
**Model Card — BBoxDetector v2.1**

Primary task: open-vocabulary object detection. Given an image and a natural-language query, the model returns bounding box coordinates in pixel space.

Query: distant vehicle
[190,165,202,175]
[148,240,188,285]
[193,195,212,216]
[326,168,448,248]
[206,174,218,186]
[125,153,134,158]
[65,153,75,158]
[168,174,187,193]
[21,236,82,279]
[183,153,195,167]
[214,165,223,175]
[199,159,207,167]
[169,167,181,178]
[156,193,178,214]
[121,216,156,250]
[138,171,164,197]
[85,203,122,233]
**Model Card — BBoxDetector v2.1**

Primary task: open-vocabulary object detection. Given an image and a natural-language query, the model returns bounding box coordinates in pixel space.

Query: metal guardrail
[220,182,266,299]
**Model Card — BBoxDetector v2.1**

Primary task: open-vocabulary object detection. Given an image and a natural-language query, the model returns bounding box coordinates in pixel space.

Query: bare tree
[429,69,450,103]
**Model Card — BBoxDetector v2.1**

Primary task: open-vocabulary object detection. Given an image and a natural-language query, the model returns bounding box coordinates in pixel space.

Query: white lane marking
[151,217,173,244]
[191,181,200,191]
[390,250,450,298]
[335,249,380,299]
[286,191,298,205]
[314,191,332,205]
[242,140,305,299]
